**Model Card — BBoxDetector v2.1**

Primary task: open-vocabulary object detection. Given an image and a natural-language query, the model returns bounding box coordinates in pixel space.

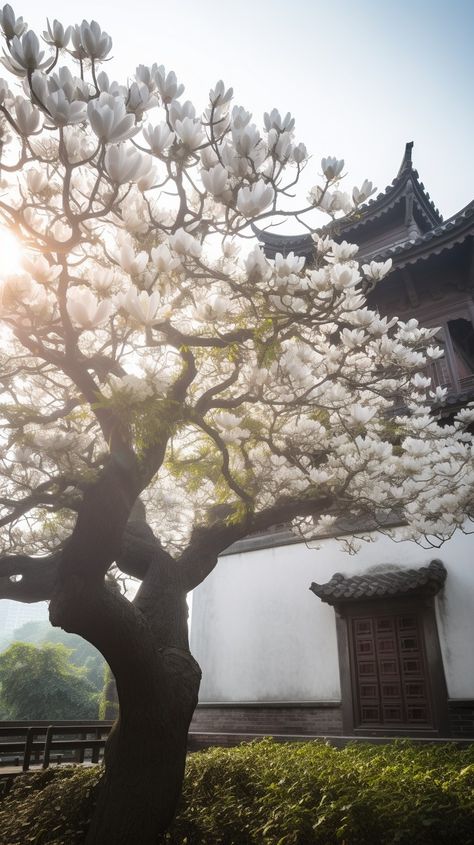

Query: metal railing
[0,721,113,772]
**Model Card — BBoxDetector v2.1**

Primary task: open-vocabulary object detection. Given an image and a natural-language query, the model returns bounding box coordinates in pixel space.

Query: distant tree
[98,664,119,720]
[10,620,106,691]
[0,642,98,720]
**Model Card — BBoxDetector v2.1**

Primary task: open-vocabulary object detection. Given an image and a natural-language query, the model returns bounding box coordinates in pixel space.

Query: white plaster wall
[190,530,474,702]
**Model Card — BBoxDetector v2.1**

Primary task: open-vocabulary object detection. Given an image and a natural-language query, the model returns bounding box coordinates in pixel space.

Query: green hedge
[1,740,473,844]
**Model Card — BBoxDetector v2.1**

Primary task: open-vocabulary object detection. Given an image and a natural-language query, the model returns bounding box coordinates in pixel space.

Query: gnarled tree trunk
[50,547,201,845]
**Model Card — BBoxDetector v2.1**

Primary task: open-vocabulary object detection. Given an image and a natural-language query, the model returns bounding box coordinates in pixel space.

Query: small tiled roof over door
[310,559,447,606]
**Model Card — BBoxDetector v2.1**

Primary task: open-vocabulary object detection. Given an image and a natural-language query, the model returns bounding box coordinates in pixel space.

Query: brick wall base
[448,700,474,738]
[190,700,474,740]
[190,702,343,736]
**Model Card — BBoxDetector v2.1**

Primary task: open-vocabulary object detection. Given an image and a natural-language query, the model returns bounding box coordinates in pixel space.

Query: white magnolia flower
[26,168,47,194]
[213,411,242,430]
[51,220,72,243]
[0,75,11,103]
[168,99,195,128]
[307,268,330,292]
[214,411,250,445]
[274,252,305,277]
[2,31,49,76]
[198,148,218,173]
[105,144,152,185]
[119,287,171,325]
[42,19,71,48]
[13,444,34,465]
[201,163,228,196]
[96,71,125,98]
[126,81,157,119]
[362,259,393,281]
[321,156,344,180]
[308,468,333,485]
[402,437,432,458]
[143,122,175,155]
[313,514,338,534]
[330,263,361,290]
[236,180,274,217]
[150,243,181,274]
[32,430,79,453]
[220,142,250,178]
[232,123,261,157]
[67,288,113,329]
[308,185,334,212]
[340,328,367,349]
[231,105,251,130]
[87,93,137,143]
[430,386,448,403]
[169,228,201,259]
[116,243,148,276]
[106,374,154,402]
[135,63,159,91]
[195,294,231,321]
[91,268,116,293]
[33,66,89,108]
[267,128,293,161]
[426,345,444,360]
[209,80,233,106]
[120,192,151,233]
[174,116,204,150]
[292,142,307,164]
[312,235,334,254]
[329,190,352,215]
[22,254,62,284]
[245,245,272,282]
[455,407,474,425]
[222,240,240,260]
[44,89,87,126]
[72,20,112,61]
[263,108,295,133]
[0,4,27,39]
[326,240,359,262]
[411,373,431,390]
[353,179,376,204]
[14,97,42,135]
[154,66,184,103]
[348,405,377,426]
[0,276,53,326]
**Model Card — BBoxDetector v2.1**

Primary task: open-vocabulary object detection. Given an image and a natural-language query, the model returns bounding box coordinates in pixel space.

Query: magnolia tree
[0,6,473,843]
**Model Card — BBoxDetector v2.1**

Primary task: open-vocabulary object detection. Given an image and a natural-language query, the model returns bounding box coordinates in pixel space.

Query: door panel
[352,611,432,728]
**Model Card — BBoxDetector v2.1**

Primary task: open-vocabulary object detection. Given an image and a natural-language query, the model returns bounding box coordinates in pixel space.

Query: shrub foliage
[0,740,473,845]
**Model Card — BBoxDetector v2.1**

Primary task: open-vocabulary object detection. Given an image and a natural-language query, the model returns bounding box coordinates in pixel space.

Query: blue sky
[11,0,474,219]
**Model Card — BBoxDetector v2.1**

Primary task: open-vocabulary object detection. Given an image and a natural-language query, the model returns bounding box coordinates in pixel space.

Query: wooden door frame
[335,596,450,737]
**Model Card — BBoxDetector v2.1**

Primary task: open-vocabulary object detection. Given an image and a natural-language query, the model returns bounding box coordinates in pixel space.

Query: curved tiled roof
[367,200,474,269]
[310,559,447,605]
[317,142,442,235]
[254,143,474,267]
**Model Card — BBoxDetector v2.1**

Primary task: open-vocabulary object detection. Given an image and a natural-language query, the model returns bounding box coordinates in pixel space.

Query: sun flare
[0,228,23,277]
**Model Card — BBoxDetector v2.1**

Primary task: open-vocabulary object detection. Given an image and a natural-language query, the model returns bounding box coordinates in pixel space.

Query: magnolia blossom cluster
[0,6,471,557]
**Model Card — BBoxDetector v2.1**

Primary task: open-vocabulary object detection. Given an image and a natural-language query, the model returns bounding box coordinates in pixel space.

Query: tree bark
[49,551,201,845]
[85,647,201,845]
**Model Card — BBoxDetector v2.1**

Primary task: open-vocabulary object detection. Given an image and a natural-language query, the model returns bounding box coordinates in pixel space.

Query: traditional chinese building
[190,144,474,742]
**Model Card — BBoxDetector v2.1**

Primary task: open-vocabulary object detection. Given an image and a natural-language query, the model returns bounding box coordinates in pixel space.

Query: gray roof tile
[310,559,447,605]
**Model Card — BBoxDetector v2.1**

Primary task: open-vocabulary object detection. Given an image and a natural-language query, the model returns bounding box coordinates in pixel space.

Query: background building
[190,144,474,740]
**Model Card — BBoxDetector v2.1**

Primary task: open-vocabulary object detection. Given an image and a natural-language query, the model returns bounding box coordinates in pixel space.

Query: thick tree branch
[178,493,333,591]
[0,552,59,602]
[56,451,142,585]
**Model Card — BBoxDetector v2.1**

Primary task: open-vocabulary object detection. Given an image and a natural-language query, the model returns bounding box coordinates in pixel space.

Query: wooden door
[351,611,432,728]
